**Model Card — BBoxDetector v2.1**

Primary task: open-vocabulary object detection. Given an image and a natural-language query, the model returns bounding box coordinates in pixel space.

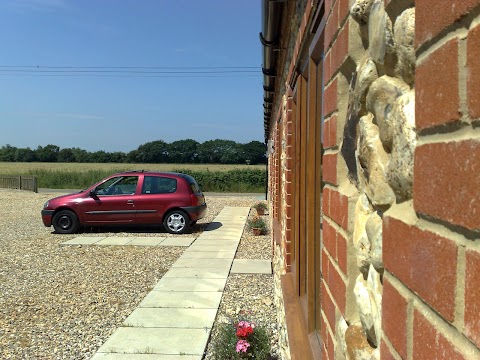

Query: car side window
[96,176,138,195]
[142,176,177,194]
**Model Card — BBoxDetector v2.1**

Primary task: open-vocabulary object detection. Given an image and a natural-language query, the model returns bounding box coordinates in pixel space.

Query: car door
[80,175,140,224]
[134,175,178,224]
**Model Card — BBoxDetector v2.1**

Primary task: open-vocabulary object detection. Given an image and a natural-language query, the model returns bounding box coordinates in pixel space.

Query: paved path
[90,206,270,360]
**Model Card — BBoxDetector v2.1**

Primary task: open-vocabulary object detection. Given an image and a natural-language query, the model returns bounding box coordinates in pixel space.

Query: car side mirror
[89,189,97,197]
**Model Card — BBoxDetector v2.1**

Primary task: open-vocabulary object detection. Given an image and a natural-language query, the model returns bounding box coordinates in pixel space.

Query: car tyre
[163,210,190,234]
[52,210,80,234]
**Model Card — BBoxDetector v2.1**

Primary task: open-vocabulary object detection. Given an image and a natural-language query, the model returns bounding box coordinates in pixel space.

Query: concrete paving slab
[231,259,272,274]
[92,354,201,360]
[196,235,240,241]
[187,244,238,252]
[127,237,166,246]
[139,291,223,309]
[163,267,230,279]
[180,251,235,259]
[158,237,196,247]
[61,236,105,245]
[153,278,227,292]
[191,240,239,246]
[94,237,136,246]
[96,327,209,355]
[124,308,217,328]
[172,258,232,268]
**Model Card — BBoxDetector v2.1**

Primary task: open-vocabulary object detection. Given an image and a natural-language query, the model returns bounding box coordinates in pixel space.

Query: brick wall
[321,0,357,358]
[381,1,480,358]
[267,0,480,358]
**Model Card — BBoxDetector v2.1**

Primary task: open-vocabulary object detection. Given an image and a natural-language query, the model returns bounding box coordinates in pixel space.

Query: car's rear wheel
[52,210,80,234]
[163,210,190,234]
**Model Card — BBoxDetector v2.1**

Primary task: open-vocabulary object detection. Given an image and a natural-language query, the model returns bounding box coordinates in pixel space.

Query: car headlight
[43,201,49,209]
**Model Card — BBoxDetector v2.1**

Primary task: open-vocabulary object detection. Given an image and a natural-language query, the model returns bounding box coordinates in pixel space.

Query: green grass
[0,162,264,174]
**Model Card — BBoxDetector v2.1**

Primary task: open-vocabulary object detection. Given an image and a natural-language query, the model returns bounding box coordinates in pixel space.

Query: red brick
[323,116,337,149]
[380,339,397,360]
[337,231,347,274]
[413,310,466,359]
[414,140,480,231]
[465,250,480,347]
[383,217,458,321]
[382,279,408,359]
[323,78,338,116]
[416,0,480,47]
[330,189,348,230]
[468,23,480,120]
[323,220,337,258]
[322,282,336,334]
[285,156,294,170]
[285,193,292,207]
[326,329,334,360]
[339,0,350,23]
[323,187,331,218]
[332,22,349,75]
[285,253,292,267]
[325,0,339,52]
[285,168,293,183]
[322,248,330,280]
[325,258,346,314]
[324,50,332,83]
[416,38,460,130]
[321,314,329,358]
[322,153,338,185]
[329,116,337,148]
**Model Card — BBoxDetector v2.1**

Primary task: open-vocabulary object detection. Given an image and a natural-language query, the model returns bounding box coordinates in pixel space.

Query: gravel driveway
[0,189,276,359]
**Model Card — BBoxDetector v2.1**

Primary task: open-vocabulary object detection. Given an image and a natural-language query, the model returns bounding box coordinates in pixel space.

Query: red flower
[236,325,254,338]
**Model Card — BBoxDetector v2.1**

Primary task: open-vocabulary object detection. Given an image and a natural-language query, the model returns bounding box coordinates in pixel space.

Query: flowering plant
[212,317,271,359]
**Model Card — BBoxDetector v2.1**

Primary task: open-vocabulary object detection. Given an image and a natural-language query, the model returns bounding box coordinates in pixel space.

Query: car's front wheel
[163,210,190,234]
[52,210,80,234]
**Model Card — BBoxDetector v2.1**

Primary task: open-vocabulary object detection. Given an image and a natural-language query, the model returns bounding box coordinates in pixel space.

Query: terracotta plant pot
[252,228,262,236]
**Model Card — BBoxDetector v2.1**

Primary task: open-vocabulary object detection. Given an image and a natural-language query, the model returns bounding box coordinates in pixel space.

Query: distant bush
[173,168,266,192]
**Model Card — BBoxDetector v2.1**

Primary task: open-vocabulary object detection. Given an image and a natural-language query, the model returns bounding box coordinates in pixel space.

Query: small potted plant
[253,202,268,216]
[212,317,273,359]
[247,216,267,235]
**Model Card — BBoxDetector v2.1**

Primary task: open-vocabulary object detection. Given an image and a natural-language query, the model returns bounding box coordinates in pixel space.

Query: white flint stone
[358,113,396,209]
[366,211,383,272]
[386,90,416,202]
[367,265,383,347]
[353,274,378,346]
[354,54,379,115]
[366,76,410,151]
[368,0,395,68]
[336,316,349,358]
[394,8,415,86]
[351,0,374,24]
[353,193,374,274]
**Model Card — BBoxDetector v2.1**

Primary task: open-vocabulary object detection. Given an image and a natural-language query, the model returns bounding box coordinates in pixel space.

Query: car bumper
[181,204,207,220]
[41,210,55,227]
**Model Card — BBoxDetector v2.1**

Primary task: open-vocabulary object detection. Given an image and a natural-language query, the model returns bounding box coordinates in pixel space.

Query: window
[96,176,138,195]
[142,176,177,194]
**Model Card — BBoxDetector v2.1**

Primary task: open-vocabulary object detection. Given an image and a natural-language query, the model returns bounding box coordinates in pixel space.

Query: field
[0,162,266,192]
[0,162,265,174]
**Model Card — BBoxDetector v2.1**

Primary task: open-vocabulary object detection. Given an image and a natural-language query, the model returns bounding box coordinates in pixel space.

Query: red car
[41,171,207,234]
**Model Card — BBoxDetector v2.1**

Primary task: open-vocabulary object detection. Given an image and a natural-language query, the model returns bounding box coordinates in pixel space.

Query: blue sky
[0,0,263,152]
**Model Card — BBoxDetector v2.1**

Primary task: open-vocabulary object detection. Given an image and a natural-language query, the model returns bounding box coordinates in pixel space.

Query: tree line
[0,139,267,165]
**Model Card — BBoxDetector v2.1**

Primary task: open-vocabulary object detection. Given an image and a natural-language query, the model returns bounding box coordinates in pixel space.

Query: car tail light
[191,194,199,206]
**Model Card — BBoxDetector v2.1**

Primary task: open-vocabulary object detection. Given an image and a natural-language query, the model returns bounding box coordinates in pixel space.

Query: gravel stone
[0,190,278,359]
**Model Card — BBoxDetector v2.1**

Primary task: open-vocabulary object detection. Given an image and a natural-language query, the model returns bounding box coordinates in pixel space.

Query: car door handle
[127,200,134,204]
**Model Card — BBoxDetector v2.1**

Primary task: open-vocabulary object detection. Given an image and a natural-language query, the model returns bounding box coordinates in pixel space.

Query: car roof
[112,170,190,179]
